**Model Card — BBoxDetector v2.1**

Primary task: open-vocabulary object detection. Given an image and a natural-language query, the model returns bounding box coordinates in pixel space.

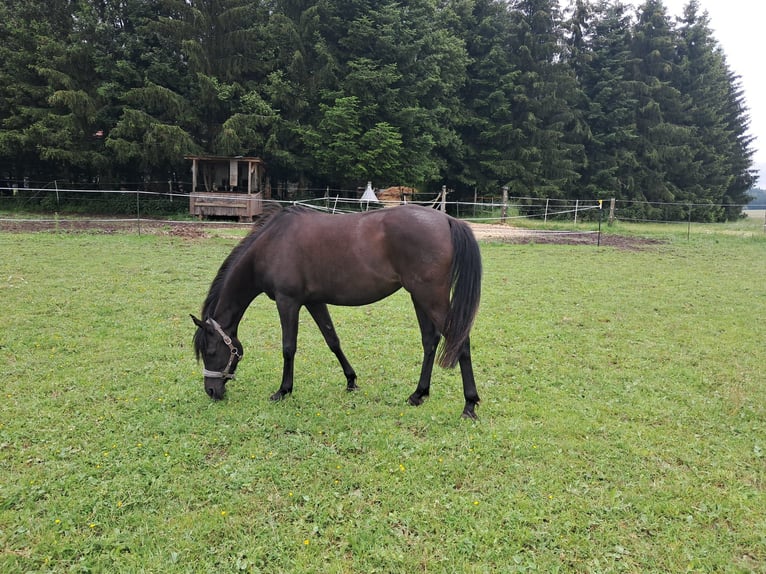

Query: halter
[202,318,241,380]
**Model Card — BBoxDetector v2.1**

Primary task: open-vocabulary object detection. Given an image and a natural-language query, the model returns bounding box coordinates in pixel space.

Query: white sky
[658,0,766,164]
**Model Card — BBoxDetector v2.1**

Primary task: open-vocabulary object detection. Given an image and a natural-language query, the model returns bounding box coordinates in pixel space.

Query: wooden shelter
[377,185,415,206]
[187,155,267,221]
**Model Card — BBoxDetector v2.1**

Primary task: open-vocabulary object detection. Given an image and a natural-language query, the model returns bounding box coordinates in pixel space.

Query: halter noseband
[202,318,241,380]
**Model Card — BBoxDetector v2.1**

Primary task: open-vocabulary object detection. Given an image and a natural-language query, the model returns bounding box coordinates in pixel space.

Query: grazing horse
[192,204,483,418]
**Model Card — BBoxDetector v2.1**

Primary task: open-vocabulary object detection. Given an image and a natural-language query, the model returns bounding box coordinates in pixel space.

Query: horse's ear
[191,314,206,329]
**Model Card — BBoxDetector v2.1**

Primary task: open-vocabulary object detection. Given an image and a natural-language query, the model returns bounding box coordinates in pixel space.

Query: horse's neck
[213,260,261,334]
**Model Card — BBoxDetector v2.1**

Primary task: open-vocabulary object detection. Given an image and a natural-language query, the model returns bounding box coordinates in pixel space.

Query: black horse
[192,204,483,418]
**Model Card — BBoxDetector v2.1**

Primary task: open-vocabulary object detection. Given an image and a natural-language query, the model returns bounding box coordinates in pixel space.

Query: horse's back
[256,205,458,306]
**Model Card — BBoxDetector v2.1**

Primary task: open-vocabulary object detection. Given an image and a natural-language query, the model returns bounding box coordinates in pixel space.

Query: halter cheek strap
[203,318,241,380]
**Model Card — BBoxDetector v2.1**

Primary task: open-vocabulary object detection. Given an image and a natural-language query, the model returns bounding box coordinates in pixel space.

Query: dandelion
[288,492,293,497]
[304,539,310,546]
[221,511,227,517]
[473,500,480,506]
[117,501,123,508]
[89,523,96,529]
[54,519,61,525]
[399,464,405,472]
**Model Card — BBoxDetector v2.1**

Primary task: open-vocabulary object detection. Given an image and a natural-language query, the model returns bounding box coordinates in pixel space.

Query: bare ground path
[0,217,661,249]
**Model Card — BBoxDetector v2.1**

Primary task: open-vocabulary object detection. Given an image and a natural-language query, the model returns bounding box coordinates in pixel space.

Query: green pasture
[1,224,764,572]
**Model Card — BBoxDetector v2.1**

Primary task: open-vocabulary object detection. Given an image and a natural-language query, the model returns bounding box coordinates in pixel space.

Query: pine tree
[102,0,200,180]
[572,0,640,201]
[0,1,112,182]
[499,0,583,199]
[450,0,519,196]
[0,2,65,182]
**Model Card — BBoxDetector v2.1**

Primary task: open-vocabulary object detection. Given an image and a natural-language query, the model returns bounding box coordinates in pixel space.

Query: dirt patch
[468,222,663,250]
[0,217,661,250]
[0,218,222,239]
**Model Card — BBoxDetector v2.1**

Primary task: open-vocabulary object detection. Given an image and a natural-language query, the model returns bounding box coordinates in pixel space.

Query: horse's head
[191,315,243,400]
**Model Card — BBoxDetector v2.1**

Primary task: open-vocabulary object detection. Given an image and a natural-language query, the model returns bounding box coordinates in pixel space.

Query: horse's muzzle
[204,381,226,400]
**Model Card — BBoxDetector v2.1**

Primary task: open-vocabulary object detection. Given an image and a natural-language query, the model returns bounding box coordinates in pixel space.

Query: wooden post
[574,199,579,225]
[441,185,447,212]
[501,186,508,223]
[191,158,198,193]
[608,198,616,226]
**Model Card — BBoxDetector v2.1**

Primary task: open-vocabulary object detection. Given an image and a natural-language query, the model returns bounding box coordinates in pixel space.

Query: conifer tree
[571,0,640,201]
[0,2,65,182]
[499,0,583,199]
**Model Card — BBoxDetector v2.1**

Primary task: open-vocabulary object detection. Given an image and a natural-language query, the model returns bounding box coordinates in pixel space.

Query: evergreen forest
[0,0,757,220]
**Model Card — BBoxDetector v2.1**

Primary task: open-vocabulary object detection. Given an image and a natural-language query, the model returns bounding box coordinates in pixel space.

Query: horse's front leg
[270,297,300,401]
[306,302,358,391]
[407,301,440,407]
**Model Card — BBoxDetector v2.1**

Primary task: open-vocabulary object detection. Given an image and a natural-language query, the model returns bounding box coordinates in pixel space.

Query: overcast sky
[653,0,766,164]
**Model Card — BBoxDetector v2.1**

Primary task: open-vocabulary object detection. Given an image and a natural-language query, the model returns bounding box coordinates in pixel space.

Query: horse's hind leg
[407,299,441,407]
[458,336,480,420]
[306,302,358,391]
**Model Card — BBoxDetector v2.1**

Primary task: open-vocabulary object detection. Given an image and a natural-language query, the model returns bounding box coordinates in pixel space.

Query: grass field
[1,223,764,572]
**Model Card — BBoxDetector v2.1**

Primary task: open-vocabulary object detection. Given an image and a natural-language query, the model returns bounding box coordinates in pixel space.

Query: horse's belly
[308,279,402,307]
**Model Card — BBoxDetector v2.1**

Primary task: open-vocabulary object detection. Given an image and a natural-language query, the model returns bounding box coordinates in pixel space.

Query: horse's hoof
[346,383,360,392]
[269,391,290,402]
[461,409,479,420]
[407,394,425,407]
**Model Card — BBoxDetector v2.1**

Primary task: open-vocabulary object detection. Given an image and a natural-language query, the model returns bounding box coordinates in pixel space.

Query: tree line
[0,0,756,220]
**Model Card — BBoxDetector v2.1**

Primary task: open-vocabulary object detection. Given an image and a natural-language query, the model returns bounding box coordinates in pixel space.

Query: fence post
[574,199,579,225]
[544,198,549,222]
[501,186,508,223]
[441,185,446,212]
[597,200,603,247]
[136,190,141,236]
[608,198,616,226]
[687,203,692,241]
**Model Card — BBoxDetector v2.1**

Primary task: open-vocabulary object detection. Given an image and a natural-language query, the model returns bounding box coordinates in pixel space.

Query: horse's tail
[438,218,482,369]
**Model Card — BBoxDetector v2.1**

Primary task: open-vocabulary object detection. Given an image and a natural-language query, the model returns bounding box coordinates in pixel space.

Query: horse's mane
[193,204,314,359]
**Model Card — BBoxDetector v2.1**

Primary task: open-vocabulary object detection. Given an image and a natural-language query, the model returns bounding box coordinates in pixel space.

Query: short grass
[504,206,766,240]
[1,225,764,572]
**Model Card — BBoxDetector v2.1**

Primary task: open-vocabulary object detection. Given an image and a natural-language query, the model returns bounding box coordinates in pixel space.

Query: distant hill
[748,187,766,208]
[754,162,766,189]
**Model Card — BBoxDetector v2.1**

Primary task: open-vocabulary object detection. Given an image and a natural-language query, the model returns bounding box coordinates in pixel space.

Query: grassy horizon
[1,226,764,572]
